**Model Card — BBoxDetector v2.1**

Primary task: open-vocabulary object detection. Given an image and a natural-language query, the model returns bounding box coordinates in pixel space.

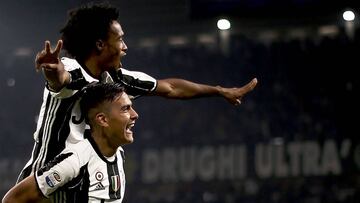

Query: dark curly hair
[60,2,119,61]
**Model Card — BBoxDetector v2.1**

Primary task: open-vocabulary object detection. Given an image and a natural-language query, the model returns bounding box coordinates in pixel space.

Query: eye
[121,105,131,112]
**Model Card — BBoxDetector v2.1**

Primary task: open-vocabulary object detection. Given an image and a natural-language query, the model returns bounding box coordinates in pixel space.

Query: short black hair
[60,2,119,61]
[80,82,125,124]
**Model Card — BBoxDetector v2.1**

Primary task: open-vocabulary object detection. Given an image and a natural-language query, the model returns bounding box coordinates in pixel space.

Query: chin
[125,135,134,144]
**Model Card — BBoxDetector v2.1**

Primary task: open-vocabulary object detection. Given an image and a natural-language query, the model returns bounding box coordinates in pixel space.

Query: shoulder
[64,139,93,160]
[119,68,157,96]
[120,68,157,81]
[61,57,82,71]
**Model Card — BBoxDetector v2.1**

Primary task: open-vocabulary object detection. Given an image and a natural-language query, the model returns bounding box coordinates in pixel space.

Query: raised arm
[2,175,45,203]
[153,77,258,105]
[35,40,71,92]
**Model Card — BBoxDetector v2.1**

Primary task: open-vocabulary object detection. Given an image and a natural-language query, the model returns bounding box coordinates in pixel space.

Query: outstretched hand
[34,40,69,91]
[35,40,63,71]
[220,78,258,105]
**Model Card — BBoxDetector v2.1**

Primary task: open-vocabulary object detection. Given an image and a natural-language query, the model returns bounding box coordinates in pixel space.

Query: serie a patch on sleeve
[45,171,62,188]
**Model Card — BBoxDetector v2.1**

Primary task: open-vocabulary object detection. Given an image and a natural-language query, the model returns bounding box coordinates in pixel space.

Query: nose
[130,107,138,120]
[122,41,128,51]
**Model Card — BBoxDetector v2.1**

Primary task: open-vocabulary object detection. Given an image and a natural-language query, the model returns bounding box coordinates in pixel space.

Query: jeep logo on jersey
[111,175,120,192]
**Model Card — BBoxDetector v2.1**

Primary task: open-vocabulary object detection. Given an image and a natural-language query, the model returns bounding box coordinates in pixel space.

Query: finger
[41,64,56,72]
[35,52,43,72]
[53,40,63,56]
[45,40,51,53]
[244,78,258,92]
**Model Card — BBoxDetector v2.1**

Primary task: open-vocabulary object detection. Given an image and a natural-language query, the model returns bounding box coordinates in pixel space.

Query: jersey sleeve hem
[34,173,50,198]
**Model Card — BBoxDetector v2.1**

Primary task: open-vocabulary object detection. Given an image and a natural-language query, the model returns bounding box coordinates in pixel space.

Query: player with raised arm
[18,2,258,186]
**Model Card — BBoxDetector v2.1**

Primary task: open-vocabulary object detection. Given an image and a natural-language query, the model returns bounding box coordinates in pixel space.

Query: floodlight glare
[343,10,355,21]
[217,19,231,30]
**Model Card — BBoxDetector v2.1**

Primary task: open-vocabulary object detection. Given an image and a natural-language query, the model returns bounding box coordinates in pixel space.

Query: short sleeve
[47,57,85,99]
[35,151,81,197]
[117,68,157,99]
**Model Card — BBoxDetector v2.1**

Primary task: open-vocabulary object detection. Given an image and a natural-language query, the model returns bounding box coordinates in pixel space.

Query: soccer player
[3,83,138,202]
[18,2,257,184]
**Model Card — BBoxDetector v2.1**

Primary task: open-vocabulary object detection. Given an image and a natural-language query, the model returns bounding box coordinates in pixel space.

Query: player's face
[101,20,127,70]
[106,93,138,145]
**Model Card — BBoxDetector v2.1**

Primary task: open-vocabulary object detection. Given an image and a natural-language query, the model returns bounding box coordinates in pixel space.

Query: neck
[83,58,102,79]
[91,130,117,157]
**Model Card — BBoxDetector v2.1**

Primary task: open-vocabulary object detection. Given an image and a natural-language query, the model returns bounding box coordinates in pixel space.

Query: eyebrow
[121,102,132,108]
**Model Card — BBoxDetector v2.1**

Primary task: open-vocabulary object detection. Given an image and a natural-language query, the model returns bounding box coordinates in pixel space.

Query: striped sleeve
[48,57,86,99]
[35,152,78,197]
[35,141,90,197]
[117,68,157,99]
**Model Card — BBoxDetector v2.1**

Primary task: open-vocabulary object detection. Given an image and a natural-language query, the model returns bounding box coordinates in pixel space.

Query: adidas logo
[93,182,105,191]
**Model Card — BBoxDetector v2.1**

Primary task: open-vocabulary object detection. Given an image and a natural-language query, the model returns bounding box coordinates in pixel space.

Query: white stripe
[33,96,55,172]
[33,96,61,171]
[41,98,61,168]
[34,97,56,171]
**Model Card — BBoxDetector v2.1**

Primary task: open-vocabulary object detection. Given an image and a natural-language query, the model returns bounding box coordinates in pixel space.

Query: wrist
[45,80,59,92]
[64,71,72,85]
[216,85,224,96]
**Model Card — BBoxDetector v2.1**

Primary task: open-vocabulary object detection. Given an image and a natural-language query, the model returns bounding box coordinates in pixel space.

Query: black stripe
[37,92,53,147]
[39,96,59,169]
[44,96,79,164]
[66,68,89,90]
[121,74,155,96]
[87,133,118,164]
[107,160,121,199]
[33,92,53,170]
[35,95,59,171]
[110,69,156,97]
[34,87,85,172]
[37,152,73,176]
[65,165,90,203]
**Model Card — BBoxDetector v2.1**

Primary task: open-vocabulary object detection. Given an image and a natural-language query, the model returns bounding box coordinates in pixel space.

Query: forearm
[2,175,44,203]
[46,71,71,92]
[154,78,223,99]
[154,77,257,105]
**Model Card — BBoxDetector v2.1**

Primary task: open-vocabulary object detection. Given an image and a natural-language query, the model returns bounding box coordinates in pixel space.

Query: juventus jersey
[18,57,157,182]
[36,133,126,202]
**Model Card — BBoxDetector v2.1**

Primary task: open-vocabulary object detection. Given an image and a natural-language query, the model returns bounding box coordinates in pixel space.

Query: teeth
[127,123,135,130]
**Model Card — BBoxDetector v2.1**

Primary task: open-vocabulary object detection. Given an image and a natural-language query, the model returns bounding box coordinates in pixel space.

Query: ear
[95,112,109,127]
[96,39,105,52]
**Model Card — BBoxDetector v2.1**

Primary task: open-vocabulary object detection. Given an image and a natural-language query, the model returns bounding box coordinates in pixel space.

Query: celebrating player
[3,83,137,202]
[18,2,257,186]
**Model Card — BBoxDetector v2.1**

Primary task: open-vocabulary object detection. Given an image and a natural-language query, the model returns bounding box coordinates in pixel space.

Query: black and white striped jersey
[18,57,157,182]
[36,132,126,202]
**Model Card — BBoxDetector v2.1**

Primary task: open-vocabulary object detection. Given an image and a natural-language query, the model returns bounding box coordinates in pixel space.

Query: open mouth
[126,122,135,133]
